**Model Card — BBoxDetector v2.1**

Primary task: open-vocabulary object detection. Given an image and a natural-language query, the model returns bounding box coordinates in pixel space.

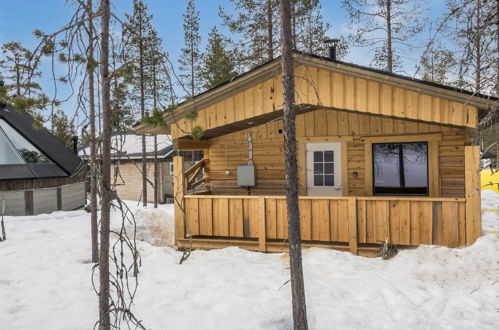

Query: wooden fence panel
[185,198,200,236]
[442,201,459,247]
[248,199,260,238]
[357,200,367,243]
[265,198,277,239]
[337,200,350,242]
[199,198,213,236]
[389,201,410,245]
[182,195,469,252]
[300,199,312,240]
[276,199,288,239]
[229,199,244,237]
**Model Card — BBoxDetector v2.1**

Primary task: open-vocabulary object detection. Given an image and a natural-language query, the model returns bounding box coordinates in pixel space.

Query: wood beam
[174,138,210,151]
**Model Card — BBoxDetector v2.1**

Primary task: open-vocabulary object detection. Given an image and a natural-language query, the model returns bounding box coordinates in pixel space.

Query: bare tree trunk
[279,0,308,329]
[99,0,111,329]
[475,0,482,93]
[86,0,99,264]
[267,0,274,60]
[153,65,159,208]
[139,12,147,207]
[386,0,393,73]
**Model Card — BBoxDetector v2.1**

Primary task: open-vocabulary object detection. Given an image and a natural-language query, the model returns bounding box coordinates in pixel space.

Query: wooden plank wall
[182,195,468,250]
[294,65,478,128]
[171,64,478,139]
[205,109,469,197]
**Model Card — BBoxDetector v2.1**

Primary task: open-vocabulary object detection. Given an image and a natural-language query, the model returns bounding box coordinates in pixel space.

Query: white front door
[306,142,342,196]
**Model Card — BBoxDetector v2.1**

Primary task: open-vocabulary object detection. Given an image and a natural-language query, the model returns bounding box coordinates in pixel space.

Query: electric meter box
[237,164,255,186]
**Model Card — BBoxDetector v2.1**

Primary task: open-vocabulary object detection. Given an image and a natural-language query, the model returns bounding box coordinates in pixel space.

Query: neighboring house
[0,104,87,216]
[135,51,494,255]
[80,133,200,203]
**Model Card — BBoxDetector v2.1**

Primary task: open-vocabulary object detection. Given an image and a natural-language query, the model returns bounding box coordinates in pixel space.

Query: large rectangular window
[373,142,428,195]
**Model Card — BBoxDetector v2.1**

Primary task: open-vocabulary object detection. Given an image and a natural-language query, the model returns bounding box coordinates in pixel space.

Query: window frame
[371,141,429,196]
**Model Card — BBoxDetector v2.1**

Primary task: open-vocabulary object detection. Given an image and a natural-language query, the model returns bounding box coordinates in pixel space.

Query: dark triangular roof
[0,104,83,179]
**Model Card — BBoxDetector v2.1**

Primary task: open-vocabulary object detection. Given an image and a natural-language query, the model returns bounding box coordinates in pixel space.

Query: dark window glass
[324,150,334,162]
[373,142,428,195]
[314,175,323,186]
[314,163,323,174]
[324,175,334,186]
[312,149,335,187]
[324,163,334,174]
[313,151,323,162]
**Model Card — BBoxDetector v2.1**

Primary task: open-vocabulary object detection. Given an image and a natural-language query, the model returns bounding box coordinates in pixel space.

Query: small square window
[313,151,323,162]
[324,150,334,162]
[314,163,323,174]
[314,175,323,186]
[324,163,334,174]
[324,175,334,186]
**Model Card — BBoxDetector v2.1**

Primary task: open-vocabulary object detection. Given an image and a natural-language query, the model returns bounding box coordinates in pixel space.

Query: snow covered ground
[0,193,498,330]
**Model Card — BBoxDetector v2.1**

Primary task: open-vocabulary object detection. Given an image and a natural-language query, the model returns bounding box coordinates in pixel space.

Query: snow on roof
[79,133,173,159]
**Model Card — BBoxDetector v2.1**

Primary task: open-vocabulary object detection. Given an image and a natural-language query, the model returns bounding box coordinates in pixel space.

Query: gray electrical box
[237,164,255,186]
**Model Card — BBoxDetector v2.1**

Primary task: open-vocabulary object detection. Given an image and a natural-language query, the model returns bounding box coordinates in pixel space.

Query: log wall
[205,109,469,197]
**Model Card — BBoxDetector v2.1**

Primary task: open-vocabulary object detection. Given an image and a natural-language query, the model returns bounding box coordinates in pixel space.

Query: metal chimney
[72,135,78,154]
[324,38,341,60]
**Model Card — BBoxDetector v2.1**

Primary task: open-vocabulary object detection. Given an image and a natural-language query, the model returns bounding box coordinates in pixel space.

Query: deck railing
[173,146,481,255]
[182,195,470,253]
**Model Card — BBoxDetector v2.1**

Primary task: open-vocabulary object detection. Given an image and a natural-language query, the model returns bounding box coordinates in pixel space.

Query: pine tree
[124,0,167,206]
[0,41,49,116]
[220,0,279,67]
[447,0,496,94]
[280,0,308,328]
[200,27,238,90]
[51,109,76,150]
[292,0,330,55]
[179,0,202,97]
[221,0,333,68]
[342,0,426,73]
[419,45,455,84]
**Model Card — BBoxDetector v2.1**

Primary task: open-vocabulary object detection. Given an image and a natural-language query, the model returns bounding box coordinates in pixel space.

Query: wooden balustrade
[174,146,481,255]
[182,195,469,254]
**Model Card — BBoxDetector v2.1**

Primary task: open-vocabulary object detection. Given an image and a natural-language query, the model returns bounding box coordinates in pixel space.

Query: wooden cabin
[135,52,493,256]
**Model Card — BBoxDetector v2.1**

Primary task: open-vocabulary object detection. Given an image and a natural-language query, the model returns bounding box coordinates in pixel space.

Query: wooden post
[258,196,267,252]
[348,197,358,255]
[174,156,186,243]
[465,146,481,245]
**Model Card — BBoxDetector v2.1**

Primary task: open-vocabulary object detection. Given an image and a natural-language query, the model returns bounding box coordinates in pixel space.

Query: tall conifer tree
[342,0,426,73]
[179,0,202,97]
[200,26,238,90]
[124,0,168,206]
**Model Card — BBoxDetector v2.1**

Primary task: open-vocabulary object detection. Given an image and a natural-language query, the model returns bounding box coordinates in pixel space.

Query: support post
[465,146,481,245]
[174,156,185,244]
[348,197,358,255]
[258,196,267,252]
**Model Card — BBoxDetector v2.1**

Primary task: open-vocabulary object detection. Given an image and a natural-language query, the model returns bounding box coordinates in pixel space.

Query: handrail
[183,195,465,202]
[184,158,205,177]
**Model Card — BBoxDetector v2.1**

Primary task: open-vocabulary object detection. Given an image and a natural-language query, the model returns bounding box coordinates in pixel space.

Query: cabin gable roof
[135,52,495,140]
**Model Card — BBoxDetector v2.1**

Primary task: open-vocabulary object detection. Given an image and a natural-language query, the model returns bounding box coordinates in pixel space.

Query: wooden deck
[173,146,482,256]
[177,195,478,255]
